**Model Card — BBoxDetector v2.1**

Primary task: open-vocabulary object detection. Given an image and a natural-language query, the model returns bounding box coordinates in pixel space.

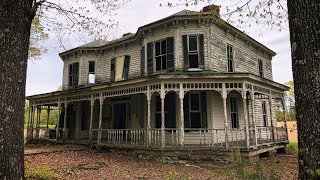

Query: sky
[26,0,293,96]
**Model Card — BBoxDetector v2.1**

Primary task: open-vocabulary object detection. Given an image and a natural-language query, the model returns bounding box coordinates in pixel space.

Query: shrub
[287,142,298,154]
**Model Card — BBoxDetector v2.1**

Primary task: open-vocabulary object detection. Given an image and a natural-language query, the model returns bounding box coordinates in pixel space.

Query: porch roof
[26,73,289,102]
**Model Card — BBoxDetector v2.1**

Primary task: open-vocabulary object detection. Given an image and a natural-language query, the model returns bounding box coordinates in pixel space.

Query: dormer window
[88,61,95,84]
[68,62,79,87]
[258,59,264,78]
[182,34,204,70]
[227,44,234,72]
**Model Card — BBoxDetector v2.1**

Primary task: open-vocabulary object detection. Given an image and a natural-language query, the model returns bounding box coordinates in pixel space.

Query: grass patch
[25,164,56,180]
[287,142,298,154]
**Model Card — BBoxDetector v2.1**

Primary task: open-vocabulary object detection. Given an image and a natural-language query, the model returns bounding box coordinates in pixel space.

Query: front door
[114,103,127,129]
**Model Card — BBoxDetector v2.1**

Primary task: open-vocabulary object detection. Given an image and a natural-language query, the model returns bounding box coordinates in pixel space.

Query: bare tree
[0,0,128,179]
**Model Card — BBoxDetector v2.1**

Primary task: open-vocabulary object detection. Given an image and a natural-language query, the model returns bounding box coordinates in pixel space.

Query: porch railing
[256,127,274,146]
[99,129,146,146]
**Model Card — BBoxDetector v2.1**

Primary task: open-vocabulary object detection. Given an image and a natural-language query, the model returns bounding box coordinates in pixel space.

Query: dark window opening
[188,35,199,68]
[155,40,167,71]
[184,92,207,129]
[262,101,268,127]
[230,97,239,128]
[68,62,79,87]
[155,93,176,128]
[227,44,234,72]
[258,59,264,78]
[88,61,95,84]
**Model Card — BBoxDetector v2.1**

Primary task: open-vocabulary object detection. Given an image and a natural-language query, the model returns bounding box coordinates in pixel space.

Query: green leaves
[29,18,48,60]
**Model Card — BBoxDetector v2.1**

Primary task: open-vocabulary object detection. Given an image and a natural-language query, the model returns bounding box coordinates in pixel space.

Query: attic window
[88,61,95,84]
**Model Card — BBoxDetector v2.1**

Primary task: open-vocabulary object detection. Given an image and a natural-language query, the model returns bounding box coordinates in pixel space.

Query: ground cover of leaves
[25,144,298,180]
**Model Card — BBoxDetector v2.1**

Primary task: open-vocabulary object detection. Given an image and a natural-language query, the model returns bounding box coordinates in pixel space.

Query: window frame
[258,59,264,78]
[187,34,200,69]
[230,96,239,128]
[262,101,268,127]
[227,44,235,72]
[88,61,95,84]
[154,39,167,71]
[68,62,78,87]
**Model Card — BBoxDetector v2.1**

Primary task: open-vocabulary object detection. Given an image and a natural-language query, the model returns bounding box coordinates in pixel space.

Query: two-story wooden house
[26,5,289,156]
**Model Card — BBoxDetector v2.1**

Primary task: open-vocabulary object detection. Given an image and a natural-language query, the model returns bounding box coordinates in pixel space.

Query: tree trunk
[0,1,34,179]
[287,1,320,179]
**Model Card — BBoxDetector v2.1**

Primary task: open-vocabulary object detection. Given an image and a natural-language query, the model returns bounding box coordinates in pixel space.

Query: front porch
[26,73,289,153]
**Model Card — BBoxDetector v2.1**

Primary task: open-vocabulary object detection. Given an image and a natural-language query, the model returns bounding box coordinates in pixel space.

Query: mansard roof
[59,9,276,58]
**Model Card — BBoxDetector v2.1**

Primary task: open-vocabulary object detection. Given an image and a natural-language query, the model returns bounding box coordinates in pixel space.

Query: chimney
[202,4,220,17]
[122,32,133,37]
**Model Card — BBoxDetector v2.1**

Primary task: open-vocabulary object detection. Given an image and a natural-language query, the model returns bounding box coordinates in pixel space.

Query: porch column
[251,88,258,147]
[179,83,184,146]
[160,84,165,149]
[242,89,250,149]
[282,94,288,141]
[56,103,61,140]
[146,86,151,148]
[31,105,36,140]
[89,98,94,144]
[46,105,50,129]
[36,106,41,139]
[46,105,50,139]
[63,102,68,140]
[26,103,32,141]
[269,91,277,142]
[222,83,229,149]
[97,95,104,145]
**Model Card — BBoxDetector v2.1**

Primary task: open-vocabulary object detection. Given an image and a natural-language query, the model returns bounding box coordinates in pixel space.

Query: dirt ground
[25,144,298,180]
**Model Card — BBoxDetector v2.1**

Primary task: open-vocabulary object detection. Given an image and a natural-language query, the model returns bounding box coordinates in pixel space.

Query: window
[262,101,268,126]
[184,92,207,129]
[68,62,79,87]
[155,93,176,128]
[155,40,167,71]
[258,59,264,78]
[110,56,130,82]
[230,97,239,128]
[182,34,204,69]
[227,44,234,72]
[88,61,95,84]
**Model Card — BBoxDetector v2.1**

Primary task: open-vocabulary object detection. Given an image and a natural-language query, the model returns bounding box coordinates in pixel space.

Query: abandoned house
[26,5,290,156]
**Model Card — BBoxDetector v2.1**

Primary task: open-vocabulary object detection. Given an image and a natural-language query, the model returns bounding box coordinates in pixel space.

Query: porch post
[31,105,35,140]
[269,91,277,142]
[160,83,165,149]
[56,103,61,140]
[282,94,288,141]
[26,103,32,141]
[63,102,68,140]
[36,106,41,139]
[89,98,94,144]
[242,88,250,149]
[179,83,185,146]
[251,87,258,147]
[97,95,104,145]
[146,86,151,148]
[222,83,229,149]
[47,105,50,129]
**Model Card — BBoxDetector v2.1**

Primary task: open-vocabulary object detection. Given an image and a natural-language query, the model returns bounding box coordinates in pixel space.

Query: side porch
[26,74,289,153]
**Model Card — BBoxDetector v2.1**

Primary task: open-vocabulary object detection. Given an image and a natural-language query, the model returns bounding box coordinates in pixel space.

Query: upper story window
[110,55,130,82]
[155,40,167,71]
[262,101,268,126]
[227,44,234,72]
[88,61,95,84]
[182,34,204,69]
[146,37,174,75]
[68,62,79,87]
[230,96,239,128]
[258,59,264,78]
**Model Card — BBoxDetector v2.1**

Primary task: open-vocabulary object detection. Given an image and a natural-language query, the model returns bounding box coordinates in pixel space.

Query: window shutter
[182,35,189,69]
[140,46,145,77]
[110,57,115,82]
[198,34,205,68]
[147,42,153,75]
[166,37,175,72]
[123,55,130,80]
[74,62,79,86]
